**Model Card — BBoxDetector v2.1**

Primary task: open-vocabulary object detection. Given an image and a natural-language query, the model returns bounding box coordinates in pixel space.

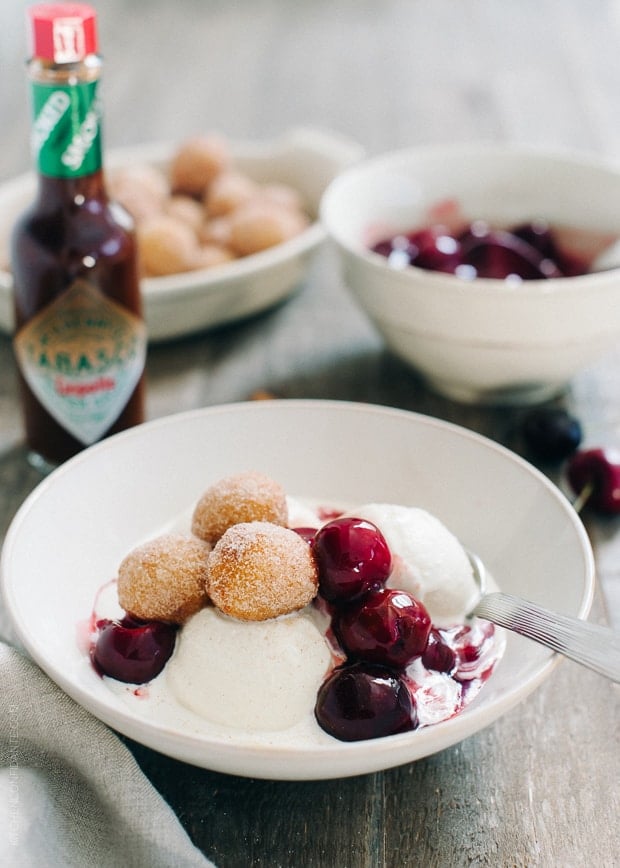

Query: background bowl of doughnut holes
[0,127,363,342]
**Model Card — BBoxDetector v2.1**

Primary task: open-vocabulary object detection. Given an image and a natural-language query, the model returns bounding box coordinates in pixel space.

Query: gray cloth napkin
[0,634,213,868]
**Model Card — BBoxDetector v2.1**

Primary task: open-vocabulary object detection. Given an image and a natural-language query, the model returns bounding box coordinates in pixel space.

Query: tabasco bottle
[11,3,146,469]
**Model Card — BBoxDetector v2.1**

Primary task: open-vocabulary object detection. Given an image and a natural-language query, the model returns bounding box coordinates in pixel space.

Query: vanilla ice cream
[166,606,332,731]
[349,504,479,626]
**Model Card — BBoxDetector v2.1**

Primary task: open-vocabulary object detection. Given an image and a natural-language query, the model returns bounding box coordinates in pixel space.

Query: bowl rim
[320,140,620,295]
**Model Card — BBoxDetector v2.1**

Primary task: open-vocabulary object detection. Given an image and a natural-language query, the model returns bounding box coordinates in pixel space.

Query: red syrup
[370,218,595,280]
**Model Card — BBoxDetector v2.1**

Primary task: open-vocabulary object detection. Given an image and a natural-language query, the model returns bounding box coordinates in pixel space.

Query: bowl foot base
[425,376,568,407]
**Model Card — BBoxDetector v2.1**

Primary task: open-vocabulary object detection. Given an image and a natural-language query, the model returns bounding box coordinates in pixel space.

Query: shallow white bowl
[321,143,620,404]
[0,127,362,342]
[1,400,594,780]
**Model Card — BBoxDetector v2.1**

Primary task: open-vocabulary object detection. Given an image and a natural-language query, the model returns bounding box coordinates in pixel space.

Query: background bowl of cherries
[321,143,620,405]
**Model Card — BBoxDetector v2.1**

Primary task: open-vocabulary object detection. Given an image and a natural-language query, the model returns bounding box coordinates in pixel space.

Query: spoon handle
[473,592,620,683]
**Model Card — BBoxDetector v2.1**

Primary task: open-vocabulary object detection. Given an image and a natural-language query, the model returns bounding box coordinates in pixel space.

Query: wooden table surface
[1,1,619,865]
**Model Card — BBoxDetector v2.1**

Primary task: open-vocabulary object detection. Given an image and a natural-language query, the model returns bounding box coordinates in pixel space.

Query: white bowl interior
[322,144,620,251]
[0,401,594,779]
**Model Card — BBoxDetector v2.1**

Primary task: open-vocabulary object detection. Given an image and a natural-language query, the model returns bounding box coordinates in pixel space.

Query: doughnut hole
[165,195,205,233]
[117,533,211,624]
[191,470,288,545]
[107,165,169,223]
[169,135,231,197]
[205,170,258,217]
[207,522,318,620]
[137,214,199,276]
[228,200,309,255]
[199,216,234,248]
[259,183,305,212]
[193,244,236,270]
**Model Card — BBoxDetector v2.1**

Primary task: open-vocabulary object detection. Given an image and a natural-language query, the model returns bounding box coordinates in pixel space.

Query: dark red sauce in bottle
[11,3,146,468]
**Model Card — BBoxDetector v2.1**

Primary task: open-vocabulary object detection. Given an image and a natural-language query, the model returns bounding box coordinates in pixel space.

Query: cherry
[372,228,463,273]
[567,448,620,514]
[371,218,596,281]
[335,588,431,669]
[372,238,397,258]
[460,227,562,280]
[521,407,582,462]
[421,628,457,674]
[92,615,177,683]
[315,661,416,741]
[512,220,558,259]
[371,235,418,269]
[312,517,392,603]
[406,227,462,273]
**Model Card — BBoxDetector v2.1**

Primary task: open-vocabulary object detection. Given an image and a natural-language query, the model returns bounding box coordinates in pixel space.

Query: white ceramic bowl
[1,400,594,780]
[321,143,620,405]
[0,127,363,342]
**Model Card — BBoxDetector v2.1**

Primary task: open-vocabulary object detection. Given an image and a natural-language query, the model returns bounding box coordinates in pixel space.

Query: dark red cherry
[371,234,418,268]
[512,220,557,259]
[92,617,177,683]
[336,588,431,668]
[567,448,620,514]
[421,629,457,674]
[406,227,462,273]
[372,238,396,258]
[315,662,416,741]
[312,517,392,603]
[461,228,562,280]
[369,218,596,281]
[521,407,582,462]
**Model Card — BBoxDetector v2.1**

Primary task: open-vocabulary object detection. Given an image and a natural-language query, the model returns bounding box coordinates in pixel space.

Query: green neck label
[30,80,103,178]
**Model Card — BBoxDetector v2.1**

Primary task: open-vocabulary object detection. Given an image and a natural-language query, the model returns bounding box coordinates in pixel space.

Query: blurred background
[3,0,620,176]
[2,0,620,462]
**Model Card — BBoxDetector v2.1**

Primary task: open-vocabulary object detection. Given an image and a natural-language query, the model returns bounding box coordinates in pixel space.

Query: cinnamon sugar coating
[207,522,318,620]
[191,471,288,545]
[118,533,211,624]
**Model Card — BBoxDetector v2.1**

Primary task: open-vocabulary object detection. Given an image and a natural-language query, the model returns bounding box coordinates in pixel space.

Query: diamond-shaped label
[14,280,146,445]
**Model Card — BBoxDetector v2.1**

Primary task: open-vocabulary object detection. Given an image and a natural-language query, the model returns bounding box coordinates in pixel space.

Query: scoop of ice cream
[286,495,322,529]
[166,607,331,731]
[348,504,478,626]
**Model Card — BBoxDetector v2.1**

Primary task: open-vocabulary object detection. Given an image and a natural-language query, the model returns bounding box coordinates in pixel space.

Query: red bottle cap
[28,3,98,63]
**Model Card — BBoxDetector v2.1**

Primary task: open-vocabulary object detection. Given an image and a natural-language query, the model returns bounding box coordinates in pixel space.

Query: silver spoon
[468,552,620,683]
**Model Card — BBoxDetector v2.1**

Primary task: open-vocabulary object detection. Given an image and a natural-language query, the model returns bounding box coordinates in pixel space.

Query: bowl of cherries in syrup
[321,143,620,405]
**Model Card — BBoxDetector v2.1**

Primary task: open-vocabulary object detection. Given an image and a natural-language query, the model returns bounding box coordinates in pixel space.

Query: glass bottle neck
[36,170,107,208]
[28,54,104,183]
